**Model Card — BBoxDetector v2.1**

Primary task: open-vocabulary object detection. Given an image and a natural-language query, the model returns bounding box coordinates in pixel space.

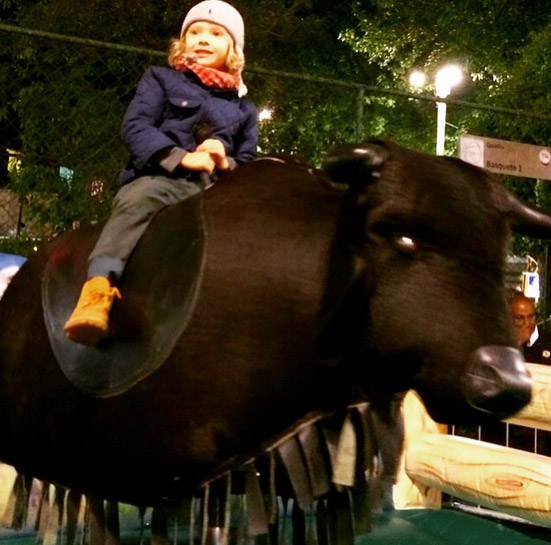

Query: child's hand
[197,139,230,170]
[181,151,216,173]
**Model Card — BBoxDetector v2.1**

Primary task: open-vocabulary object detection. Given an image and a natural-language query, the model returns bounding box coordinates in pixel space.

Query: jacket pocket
[163,97,203,137]
[167,96,202,112]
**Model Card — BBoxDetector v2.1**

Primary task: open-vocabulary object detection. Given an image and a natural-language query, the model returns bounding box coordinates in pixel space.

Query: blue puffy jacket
[118,66,258,185]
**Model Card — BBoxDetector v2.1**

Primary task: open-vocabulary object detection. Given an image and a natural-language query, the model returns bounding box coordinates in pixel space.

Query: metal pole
[356,86,365,141]
[436,101,447,155]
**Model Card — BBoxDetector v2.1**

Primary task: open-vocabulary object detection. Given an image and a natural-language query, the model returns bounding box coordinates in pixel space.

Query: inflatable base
[0,507,548,545]
[357,508,550,545]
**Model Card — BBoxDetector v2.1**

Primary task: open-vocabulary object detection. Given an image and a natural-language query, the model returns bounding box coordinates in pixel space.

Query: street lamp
[409,65,463,155]
[434,65,463,156]
[409,70,426,89]
[258,107,273,122]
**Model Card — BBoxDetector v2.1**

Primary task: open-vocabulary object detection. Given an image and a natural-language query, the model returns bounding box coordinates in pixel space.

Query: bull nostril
[463,346,532,418]
[467,364,502,398]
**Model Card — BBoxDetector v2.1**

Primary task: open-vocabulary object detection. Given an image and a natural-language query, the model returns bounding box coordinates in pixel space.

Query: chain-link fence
[0,25,165,253]
[0,24,372,254]
[2,23,551,258]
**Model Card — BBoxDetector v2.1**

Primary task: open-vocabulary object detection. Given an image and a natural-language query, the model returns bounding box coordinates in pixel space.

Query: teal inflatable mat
[0,507,548,545]
[358,509,550,545]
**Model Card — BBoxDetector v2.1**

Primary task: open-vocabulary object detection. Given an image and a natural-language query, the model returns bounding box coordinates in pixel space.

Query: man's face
[510,298,537,345]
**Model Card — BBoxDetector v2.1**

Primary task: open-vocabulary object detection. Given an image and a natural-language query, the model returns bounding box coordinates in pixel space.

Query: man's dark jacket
[523,325,551,365]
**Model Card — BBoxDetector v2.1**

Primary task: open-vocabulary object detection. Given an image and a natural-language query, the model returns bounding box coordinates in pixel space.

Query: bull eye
[394,234,417,255]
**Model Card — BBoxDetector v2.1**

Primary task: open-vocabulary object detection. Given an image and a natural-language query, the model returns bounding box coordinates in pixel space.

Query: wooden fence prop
[394,363,551,528]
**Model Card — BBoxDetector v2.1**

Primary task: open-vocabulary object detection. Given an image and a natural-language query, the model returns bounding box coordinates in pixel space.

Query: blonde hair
[168,34,245,76]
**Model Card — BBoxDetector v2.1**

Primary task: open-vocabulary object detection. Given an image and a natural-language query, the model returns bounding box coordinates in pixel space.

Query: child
[64,0,258,346]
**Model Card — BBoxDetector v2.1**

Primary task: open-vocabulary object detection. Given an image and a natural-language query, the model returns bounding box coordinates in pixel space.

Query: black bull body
[0,140,546,507]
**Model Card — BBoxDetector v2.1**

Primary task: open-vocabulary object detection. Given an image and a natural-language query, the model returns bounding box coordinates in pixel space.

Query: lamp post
[434,65,462,155]
[409,65,463,155]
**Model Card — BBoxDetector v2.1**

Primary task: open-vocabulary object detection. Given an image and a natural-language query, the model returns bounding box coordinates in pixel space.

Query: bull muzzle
[462,346,532,419]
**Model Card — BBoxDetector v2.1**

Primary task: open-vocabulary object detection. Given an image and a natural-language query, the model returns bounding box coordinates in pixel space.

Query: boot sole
[64,319,109,346]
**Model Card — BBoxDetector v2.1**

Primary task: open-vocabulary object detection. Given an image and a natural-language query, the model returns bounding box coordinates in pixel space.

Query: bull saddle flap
[41,193,206,398]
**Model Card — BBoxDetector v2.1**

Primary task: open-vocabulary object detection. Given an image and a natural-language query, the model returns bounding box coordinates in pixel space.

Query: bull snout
[462,346,532,419]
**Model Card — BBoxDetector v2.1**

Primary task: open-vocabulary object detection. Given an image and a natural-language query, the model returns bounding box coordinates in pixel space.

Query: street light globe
[435,65,463,99]
[409,70,426,88]
[258,107,273,122]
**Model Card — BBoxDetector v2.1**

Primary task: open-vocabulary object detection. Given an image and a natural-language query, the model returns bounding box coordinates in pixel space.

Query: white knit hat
[181,0,245,51]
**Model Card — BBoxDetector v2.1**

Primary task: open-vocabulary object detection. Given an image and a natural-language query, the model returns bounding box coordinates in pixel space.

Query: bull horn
[506,190,551,238]
[323,141,390,186]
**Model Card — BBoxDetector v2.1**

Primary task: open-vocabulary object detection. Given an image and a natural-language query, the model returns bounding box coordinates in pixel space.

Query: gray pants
[88,175,202,280]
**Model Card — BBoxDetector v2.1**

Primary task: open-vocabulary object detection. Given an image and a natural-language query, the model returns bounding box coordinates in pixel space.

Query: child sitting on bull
[64,0,258,346]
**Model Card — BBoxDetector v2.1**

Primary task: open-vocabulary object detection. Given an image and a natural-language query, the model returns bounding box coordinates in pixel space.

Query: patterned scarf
[174,54,239,91]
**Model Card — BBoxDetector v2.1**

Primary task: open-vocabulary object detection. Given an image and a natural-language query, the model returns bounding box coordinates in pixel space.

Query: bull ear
[322,141,389,186]
[506,190,551,238]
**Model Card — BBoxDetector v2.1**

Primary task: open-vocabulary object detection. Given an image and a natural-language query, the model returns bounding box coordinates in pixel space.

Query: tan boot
[64,277,121,346]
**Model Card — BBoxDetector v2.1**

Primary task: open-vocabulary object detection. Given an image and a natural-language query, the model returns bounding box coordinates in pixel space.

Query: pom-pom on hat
[181,0,245,51]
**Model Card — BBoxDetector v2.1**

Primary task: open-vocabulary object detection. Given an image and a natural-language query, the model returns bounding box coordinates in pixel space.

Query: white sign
[458,134,551,180]
[0,253,26,300]
[523,271,540,300]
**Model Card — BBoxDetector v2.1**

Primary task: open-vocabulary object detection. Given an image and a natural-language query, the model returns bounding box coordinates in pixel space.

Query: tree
[1,0,374,238]
[4,0,551,249]
[339,0,551,260]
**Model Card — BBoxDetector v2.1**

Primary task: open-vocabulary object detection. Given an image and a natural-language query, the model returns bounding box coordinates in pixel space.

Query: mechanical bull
[0,140,543,522]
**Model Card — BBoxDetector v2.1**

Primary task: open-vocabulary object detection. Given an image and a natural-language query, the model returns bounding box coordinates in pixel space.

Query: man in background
[509,291,551,364]
[503,290,551,455]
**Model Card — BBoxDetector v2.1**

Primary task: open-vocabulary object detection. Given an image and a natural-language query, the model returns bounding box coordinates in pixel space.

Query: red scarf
[174,55,239,91]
